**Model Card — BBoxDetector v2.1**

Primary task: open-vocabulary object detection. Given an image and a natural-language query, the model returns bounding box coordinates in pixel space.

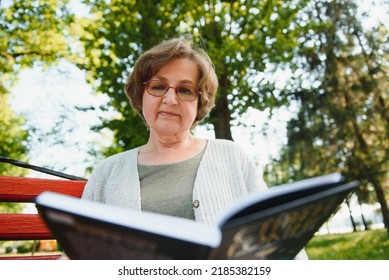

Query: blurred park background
[0,0,388,258]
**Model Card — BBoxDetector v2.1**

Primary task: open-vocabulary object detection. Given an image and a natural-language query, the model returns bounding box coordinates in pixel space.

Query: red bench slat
[0,214,53,240]
[0,176,86,202]
[0,176,87,259]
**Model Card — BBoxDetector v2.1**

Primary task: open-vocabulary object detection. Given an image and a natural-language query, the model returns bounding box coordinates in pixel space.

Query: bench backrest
[0,176,86,259]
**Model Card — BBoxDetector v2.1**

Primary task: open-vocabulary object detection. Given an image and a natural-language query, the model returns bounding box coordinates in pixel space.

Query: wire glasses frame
[143,80,201,102]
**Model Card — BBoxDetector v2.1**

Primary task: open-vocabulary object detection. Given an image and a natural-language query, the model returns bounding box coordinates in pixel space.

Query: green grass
[306,228,389,259]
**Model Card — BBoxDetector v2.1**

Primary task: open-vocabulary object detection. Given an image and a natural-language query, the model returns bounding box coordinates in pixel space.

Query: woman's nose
[162,87,179,104]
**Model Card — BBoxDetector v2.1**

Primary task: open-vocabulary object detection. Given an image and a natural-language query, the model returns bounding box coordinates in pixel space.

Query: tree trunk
[346,198,358,232]
[357,196,369,231]
[211,75,233,140]
[371,180,389,237]
[212,94,233,140]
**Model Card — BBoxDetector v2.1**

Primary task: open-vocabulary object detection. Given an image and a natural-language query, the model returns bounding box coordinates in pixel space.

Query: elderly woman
[82,38,268,226]
[81,38,307,259]
[82,39,306,259]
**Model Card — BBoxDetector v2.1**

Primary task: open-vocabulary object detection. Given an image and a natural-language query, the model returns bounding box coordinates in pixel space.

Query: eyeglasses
[143,80,201,102]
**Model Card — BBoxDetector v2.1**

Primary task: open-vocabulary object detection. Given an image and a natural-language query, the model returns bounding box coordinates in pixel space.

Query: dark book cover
[35,173,359,260]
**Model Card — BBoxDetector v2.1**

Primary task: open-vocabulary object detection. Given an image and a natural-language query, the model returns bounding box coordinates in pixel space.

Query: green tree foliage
[77,0,312,155]
[0,0,75,163]
[264,0,389,235]
[0,0,74,87]
[0,0,75,160]
[0,95,29,176]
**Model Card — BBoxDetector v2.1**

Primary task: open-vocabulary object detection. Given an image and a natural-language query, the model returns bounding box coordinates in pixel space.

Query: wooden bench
[0,176,86,259]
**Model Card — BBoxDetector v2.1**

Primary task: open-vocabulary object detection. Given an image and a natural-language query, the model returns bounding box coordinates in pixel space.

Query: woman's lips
[158,111,180,117]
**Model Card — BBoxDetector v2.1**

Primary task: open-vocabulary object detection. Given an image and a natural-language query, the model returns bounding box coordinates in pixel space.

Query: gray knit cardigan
[82,139,268,226]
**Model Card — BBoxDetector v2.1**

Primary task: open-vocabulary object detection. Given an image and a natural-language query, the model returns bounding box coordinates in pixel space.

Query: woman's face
[142,58,199,136]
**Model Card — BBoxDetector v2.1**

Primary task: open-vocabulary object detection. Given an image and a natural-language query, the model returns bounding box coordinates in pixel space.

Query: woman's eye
[152,84,167,91]
[177,87,193,95]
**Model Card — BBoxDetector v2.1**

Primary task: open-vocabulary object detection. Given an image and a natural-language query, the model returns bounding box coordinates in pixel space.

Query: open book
[35,173,359,260]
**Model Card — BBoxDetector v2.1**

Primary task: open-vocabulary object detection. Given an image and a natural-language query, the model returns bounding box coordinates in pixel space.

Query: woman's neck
[138,133,206,165]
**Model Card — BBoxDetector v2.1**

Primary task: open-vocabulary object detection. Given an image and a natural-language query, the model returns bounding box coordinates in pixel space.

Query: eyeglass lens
[145,80,199,101]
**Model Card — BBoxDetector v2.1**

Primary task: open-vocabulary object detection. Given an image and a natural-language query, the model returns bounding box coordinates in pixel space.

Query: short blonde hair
[125,38,218,128]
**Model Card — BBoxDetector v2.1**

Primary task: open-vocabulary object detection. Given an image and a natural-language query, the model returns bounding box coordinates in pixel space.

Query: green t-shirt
[138,148,205,220]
